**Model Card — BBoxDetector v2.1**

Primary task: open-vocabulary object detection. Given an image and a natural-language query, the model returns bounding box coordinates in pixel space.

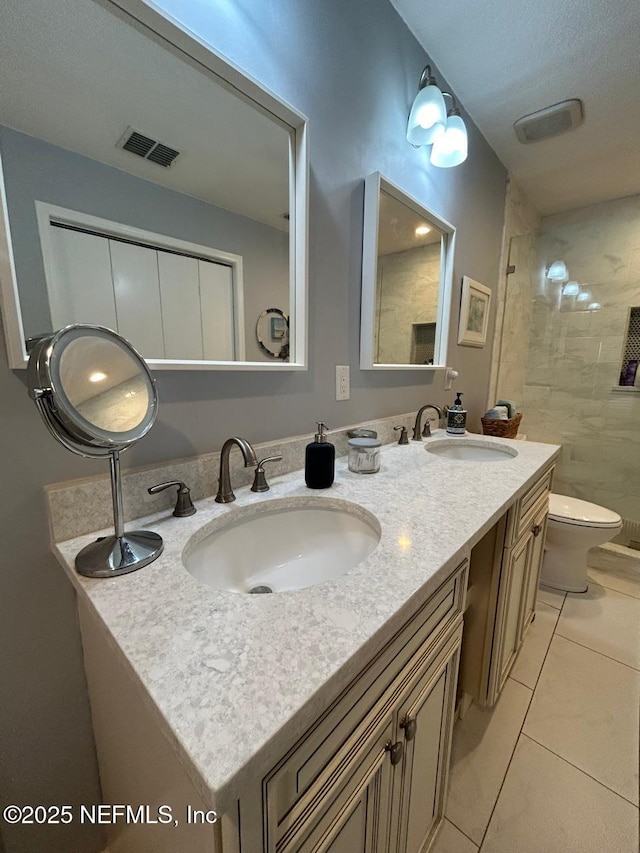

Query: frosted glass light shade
[562,280,580,296]
[548,260,569,282]
[407,85,447,146]
[576,289,591,302]
[430,114,468,167]
[587,302,601,310]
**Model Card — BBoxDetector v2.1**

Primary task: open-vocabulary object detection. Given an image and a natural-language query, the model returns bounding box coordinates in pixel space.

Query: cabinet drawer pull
[532,523,542,537]
[400,716,417,741]
[385,740,403,766]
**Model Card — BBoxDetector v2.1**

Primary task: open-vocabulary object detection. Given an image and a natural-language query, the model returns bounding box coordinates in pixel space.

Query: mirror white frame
[360,172,456,371]
[0,0,308,372]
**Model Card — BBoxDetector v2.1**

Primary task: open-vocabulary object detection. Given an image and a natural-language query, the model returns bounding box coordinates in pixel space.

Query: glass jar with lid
[347,437,381,474]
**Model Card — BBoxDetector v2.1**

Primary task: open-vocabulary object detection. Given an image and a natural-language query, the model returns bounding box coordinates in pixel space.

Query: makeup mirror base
[75,531,164,578]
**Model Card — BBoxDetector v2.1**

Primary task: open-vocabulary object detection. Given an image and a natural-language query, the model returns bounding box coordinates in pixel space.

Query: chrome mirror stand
[75,449,163,578]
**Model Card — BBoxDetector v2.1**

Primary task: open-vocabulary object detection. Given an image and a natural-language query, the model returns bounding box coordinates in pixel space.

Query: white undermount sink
[183,498,381,594]
[426,438,518,462]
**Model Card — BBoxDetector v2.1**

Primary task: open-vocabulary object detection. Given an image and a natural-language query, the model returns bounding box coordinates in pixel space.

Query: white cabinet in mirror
[0,0,308,371]
[360,173,455,370]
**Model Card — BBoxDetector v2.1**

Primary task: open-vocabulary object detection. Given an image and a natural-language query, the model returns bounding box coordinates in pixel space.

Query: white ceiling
[391,0,640,215]
[378,190,442,255]
[0,0,290,230]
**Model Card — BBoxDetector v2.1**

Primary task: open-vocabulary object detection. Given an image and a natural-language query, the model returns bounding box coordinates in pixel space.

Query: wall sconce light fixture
[407,67,468,168]
[562,280,580,296]
[430,93,468,168]
[547,260,569,282]
[406,65,447,146]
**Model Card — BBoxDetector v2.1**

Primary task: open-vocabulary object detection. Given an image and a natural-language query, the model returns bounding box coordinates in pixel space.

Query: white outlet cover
[336,365,350,400]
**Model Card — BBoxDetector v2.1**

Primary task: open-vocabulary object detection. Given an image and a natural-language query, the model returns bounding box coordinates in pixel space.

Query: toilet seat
[548,494,622,529]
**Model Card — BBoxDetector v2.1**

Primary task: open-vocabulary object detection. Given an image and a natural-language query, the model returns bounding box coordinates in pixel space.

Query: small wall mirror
[28,325,163,578]
[0,0,308,371]
[256,308,290,360]
[360,173,456,370]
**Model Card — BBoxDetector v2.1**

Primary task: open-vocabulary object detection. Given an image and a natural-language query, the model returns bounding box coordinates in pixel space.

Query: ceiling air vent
[514,99,584,144]
[117,127,180,167]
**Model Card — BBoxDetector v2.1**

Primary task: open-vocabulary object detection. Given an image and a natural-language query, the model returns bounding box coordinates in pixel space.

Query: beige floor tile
[587,564,640,600]
[445,678,532,845]
[481,736,639,853]
[431,819,477,853]
[523,636,640,804]
[536,584,566,609]
[510,602,559,690]
[556,582,640,669]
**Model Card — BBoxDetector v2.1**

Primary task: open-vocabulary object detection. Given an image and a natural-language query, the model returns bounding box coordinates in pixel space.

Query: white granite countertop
[53,432,560,813]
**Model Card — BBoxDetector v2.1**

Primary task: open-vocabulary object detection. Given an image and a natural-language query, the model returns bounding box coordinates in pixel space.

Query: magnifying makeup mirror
[27,325,163,577]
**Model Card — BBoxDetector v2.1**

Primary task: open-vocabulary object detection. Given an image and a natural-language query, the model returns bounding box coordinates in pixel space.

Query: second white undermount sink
[426,438,518,462]
[183,498,381,594]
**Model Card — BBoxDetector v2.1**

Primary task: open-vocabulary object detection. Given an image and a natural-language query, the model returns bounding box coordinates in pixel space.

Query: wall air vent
[118,127,180,167]
[514,99,584,144]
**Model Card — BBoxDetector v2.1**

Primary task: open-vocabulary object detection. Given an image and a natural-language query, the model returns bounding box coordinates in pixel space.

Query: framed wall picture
[458,276,491,347]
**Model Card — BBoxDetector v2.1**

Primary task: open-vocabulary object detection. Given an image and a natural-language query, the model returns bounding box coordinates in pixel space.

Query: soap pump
[305,422,335,489]
[446,392,467,435]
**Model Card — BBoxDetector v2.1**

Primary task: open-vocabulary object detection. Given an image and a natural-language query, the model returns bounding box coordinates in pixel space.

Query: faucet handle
[422,419,433,438]
[394,425,409,445]
[148,481,196,517]
[251,455,283,493]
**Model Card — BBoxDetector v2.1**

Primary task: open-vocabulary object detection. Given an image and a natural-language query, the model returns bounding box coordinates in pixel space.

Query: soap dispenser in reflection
[305,422,335,489]
[446,392,467,435]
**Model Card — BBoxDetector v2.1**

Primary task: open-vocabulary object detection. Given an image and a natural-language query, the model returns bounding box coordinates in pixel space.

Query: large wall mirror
[0,0,308,371]
[360,173,455,370]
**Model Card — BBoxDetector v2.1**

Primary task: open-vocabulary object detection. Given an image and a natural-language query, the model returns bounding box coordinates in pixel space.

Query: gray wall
[0,0,506,850]
[0,126,289,362]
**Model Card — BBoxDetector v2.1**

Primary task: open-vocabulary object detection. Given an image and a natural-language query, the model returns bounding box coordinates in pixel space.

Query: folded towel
[496,399,517,418]
[483,407,508,420]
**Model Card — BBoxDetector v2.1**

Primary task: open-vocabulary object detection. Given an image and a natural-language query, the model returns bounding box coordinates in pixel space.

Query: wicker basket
[481,412,522,439]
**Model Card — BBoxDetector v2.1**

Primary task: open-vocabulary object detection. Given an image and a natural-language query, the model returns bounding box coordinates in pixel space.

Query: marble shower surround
[375,243,441,363]
[489,176,541,406]
[496,192,640,524]
[46,410,419,542]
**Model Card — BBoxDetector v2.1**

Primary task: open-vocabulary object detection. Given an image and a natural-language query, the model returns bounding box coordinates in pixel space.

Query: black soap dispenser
[446,392,467,435]
[305,422,335,489]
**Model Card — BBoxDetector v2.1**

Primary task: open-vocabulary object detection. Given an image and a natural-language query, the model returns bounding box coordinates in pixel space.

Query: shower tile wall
[499,193,640,525]
[489,177,540,405]
[375,243,441,363]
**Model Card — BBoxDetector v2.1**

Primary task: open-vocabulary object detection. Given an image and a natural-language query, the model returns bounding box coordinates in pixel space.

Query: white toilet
[542,494,623,593]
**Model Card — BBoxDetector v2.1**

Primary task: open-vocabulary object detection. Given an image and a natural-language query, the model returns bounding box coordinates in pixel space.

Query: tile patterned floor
[433,561,640,853]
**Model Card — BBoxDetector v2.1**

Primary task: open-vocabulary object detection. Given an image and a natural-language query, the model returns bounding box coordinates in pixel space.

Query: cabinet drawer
[263,560,468,852]
[505,466,554,546]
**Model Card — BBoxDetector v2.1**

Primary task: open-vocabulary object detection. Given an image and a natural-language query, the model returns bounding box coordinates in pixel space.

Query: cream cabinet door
[491,533,531,701]
[521,501,549,637]
[392,628,462,853]
[290,717,395,853]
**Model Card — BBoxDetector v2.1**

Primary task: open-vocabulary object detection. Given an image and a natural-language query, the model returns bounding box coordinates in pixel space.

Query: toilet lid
[548,494,622,528]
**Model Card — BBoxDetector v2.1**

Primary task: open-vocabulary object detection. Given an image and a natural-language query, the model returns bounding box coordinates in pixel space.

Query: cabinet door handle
[532,523,542,537]
[385,740,404,766]
[400,716,417,741]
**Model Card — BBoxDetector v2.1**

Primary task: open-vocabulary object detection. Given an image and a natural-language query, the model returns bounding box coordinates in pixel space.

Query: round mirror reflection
[256,308,289,360]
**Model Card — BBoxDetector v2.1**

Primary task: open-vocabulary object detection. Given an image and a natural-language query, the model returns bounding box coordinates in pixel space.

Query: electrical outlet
[336,365,350,401]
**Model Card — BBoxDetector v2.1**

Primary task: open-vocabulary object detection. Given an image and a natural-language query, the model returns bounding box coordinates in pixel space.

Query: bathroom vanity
[53,433,559,853]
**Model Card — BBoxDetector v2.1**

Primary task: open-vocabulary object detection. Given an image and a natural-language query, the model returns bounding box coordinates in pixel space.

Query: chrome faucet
[215,437,258,503]
[412,404,443,441]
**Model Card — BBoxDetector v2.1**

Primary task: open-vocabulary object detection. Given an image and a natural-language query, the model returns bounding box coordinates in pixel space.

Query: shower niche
[618,307,640,389]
